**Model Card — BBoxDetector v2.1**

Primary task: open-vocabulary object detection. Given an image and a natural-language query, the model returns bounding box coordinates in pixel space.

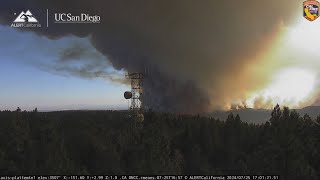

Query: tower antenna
[124,71,145,122]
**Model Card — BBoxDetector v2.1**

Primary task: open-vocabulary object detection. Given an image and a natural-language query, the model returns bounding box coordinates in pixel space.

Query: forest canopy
[0,106,319,180]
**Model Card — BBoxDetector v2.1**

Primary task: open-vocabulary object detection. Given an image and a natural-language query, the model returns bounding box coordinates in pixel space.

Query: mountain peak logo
[11,10,41,28]
[14,10,39,23]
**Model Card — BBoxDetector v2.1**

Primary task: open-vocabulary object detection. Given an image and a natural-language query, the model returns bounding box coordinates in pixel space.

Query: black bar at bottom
[0,175,280,180]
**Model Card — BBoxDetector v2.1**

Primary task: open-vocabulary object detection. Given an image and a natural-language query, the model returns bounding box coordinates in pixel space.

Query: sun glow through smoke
[244,17,320,109]
[247,68,316,108]
[287,19,320,56]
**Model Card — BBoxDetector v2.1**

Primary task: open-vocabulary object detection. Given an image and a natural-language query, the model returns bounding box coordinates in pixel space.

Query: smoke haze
[1,0,316,113]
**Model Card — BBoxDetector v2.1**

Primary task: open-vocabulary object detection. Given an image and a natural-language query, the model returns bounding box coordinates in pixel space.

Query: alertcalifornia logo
[11,10,42,28]
[10,9,101,28]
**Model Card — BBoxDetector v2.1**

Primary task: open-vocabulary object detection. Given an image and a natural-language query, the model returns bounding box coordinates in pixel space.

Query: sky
[0,26,129,111]
[1,0,320,112]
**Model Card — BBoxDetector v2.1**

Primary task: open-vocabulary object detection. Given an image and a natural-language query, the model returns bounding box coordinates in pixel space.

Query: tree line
[0,106,319,179]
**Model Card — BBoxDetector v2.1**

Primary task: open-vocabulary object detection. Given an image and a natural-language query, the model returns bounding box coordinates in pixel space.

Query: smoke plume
[38,41,129,84]
[0,0,303,113]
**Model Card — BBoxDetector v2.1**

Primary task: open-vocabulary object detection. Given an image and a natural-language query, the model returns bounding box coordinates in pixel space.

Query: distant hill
[207,106,320,124]
[297,106,320,119]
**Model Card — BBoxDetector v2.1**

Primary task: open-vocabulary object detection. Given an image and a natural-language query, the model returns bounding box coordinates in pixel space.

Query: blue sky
[0,25,129,111]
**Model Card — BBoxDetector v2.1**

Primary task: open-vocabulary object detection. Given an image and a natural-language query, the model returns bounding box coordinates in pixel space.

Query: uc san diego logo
[303,0,319,21]
[11,10,41,28]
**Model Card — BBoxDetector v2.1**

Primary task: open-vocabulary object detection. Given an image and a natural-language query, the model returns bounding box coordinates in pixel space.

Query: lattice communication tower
[124,72,144,122]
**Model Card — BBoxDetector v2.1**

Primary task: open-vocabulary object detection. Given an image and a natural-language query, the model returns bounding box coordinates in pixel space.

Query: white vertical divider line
[46,9,48,27]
